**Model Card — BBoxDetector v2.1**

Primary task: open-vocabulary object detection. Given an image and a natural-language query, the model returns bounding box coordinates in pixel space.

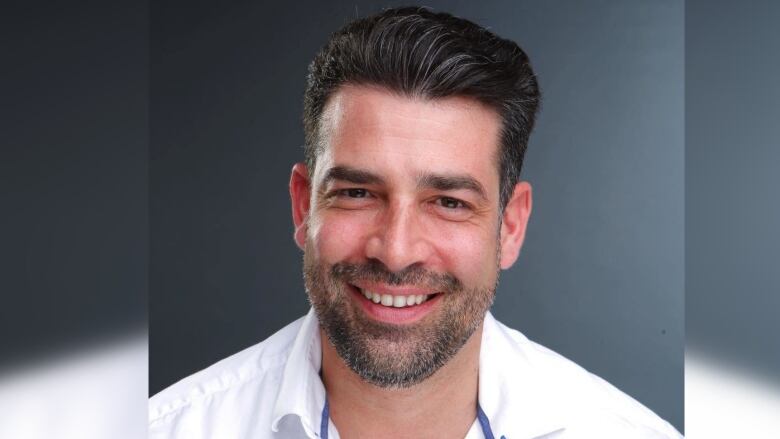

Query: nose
[364,201,433,273]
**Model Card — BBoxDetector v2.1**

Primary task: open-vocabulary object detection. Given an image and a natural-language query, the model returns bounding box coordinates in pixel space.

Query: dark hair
[303,6,540,209]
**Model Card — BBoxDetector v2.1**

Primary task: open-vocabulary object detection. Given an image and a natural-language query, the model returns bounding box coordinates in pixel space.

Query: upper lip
[351,282,438,296]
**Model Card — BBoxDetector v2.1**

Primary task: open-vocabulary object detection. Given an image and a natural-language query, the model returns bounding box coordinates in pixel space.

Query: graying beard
[302,239,499,389]
[307,267,492,388]
[320,299,476,388]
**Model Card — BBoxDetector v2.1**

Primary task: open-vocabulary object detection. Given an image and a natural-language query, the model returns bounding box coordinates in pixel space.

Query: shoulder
[484,315,682,438]
[148,316,305,434]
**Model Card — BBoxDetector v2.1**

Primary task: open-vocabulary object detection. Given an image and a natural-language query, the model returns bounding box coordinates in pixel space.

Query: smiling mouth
[353,286,438,308]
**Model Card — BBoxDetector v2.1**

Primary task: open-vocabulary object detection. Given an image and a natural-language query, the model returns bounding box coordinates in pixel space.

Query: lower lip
[348,285,442,325]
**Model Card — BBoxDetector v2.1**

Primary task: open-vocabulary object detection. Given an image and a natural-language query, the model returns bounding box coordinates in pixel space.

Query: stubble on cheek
[301,238,498,388]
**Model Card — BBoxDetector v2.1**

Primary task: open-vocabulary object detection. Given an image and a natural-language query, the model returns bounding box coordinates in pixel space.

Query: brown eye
[438,197,463,209]
[341,188,368,198]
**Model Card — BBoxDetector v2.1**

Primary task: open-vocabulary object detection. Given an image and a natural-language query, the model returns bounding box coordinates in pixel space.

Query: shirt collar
[479,312,569,438]
[271,308,325,437]
[271,309,568,439]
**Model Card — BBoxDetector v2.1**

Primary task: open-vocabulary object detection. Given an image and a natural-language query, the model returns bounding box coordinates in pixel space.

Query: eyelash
[333,188,470,210]
[336,188,370,198]
[436,197,467,209]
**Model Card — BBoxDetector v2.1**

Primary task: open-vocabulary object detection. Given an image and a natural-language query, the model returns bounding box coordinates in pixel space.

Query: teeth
[361,289,430,308]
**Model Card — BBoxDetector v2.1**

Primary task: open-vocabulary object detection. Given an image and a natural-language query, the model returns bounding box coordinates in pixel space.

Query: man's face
[291,85,530,388]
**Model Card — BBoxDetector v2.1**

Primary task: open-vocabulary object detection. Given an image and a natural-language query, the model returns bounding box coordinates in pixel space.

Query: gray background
[687,0,780,383]
[2,0,147,370]
[150,0,683,431]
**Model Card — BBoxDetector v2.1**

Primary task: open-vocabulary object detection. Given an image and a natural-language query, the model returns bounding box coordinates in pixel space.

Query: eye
[430,196,473,221]
[437,197,465,209]
[339,188,369,198]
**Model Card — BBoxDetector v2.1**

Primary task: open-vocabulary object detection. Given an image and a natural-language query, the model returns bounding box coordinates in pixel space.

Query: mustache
[330,260,463,293]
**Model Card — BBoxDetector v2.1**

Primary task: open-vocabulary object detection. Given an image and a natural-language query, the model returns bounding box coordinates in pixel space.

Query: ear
[499,181,533,269]
[289,162,312,251]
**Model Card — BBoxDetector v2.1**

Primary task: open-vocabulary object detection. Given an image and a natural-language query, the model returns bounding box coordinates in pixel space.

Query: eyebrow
[321,166,386,186]
[321,165,488,201]
[418,173,488,201]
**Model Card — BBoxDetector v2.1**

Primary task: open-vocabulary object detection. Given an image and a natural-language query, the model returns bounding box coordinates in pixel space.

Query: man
[150,7,682,438]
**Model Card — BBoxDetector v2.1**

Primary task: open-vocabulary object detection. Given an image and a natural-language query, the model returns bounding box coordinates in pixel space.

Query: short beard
[303,248,497,389]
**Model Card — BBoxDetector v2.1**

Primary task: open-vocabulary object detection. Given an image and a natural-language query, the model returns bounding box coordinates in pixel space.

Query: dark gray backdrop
[151,0,683,431]
[2,1,147,370]
[687,0,780,383]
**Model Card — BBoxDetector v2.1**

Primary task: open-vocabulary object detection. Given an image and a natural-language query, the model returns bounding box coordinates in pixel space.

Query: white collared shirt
[149,309,682,438]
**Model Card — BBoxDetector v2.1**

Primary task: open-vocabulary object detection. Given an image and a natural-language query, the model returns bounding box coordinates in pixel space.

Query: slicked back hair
[303,6,541,210]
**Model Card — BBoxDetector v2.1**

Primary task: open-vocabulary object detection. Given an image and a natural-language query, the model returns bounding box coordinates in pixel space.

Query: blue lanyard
[320,398,503,439]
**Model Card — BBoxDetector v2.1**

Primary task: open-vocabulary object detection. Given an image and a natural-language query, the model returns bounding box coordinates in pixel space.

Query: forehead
[316,85,502,188]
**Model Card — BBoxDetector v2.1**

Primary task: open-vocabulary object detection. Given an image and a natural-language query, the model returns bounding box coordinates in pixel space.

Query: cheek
[309,207,500,285]
[308,211,373,263]
[427,220,499,284]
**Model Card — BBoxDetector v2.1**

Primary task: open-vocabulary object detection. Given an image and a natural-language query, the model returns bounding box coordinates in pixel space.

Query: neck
[320,324,483,439]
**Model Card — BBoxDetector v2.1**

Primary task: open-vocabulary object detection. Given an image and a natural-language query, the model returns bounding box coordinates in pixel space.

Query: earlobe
[499,182,533,269]
[289,163,312,251]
